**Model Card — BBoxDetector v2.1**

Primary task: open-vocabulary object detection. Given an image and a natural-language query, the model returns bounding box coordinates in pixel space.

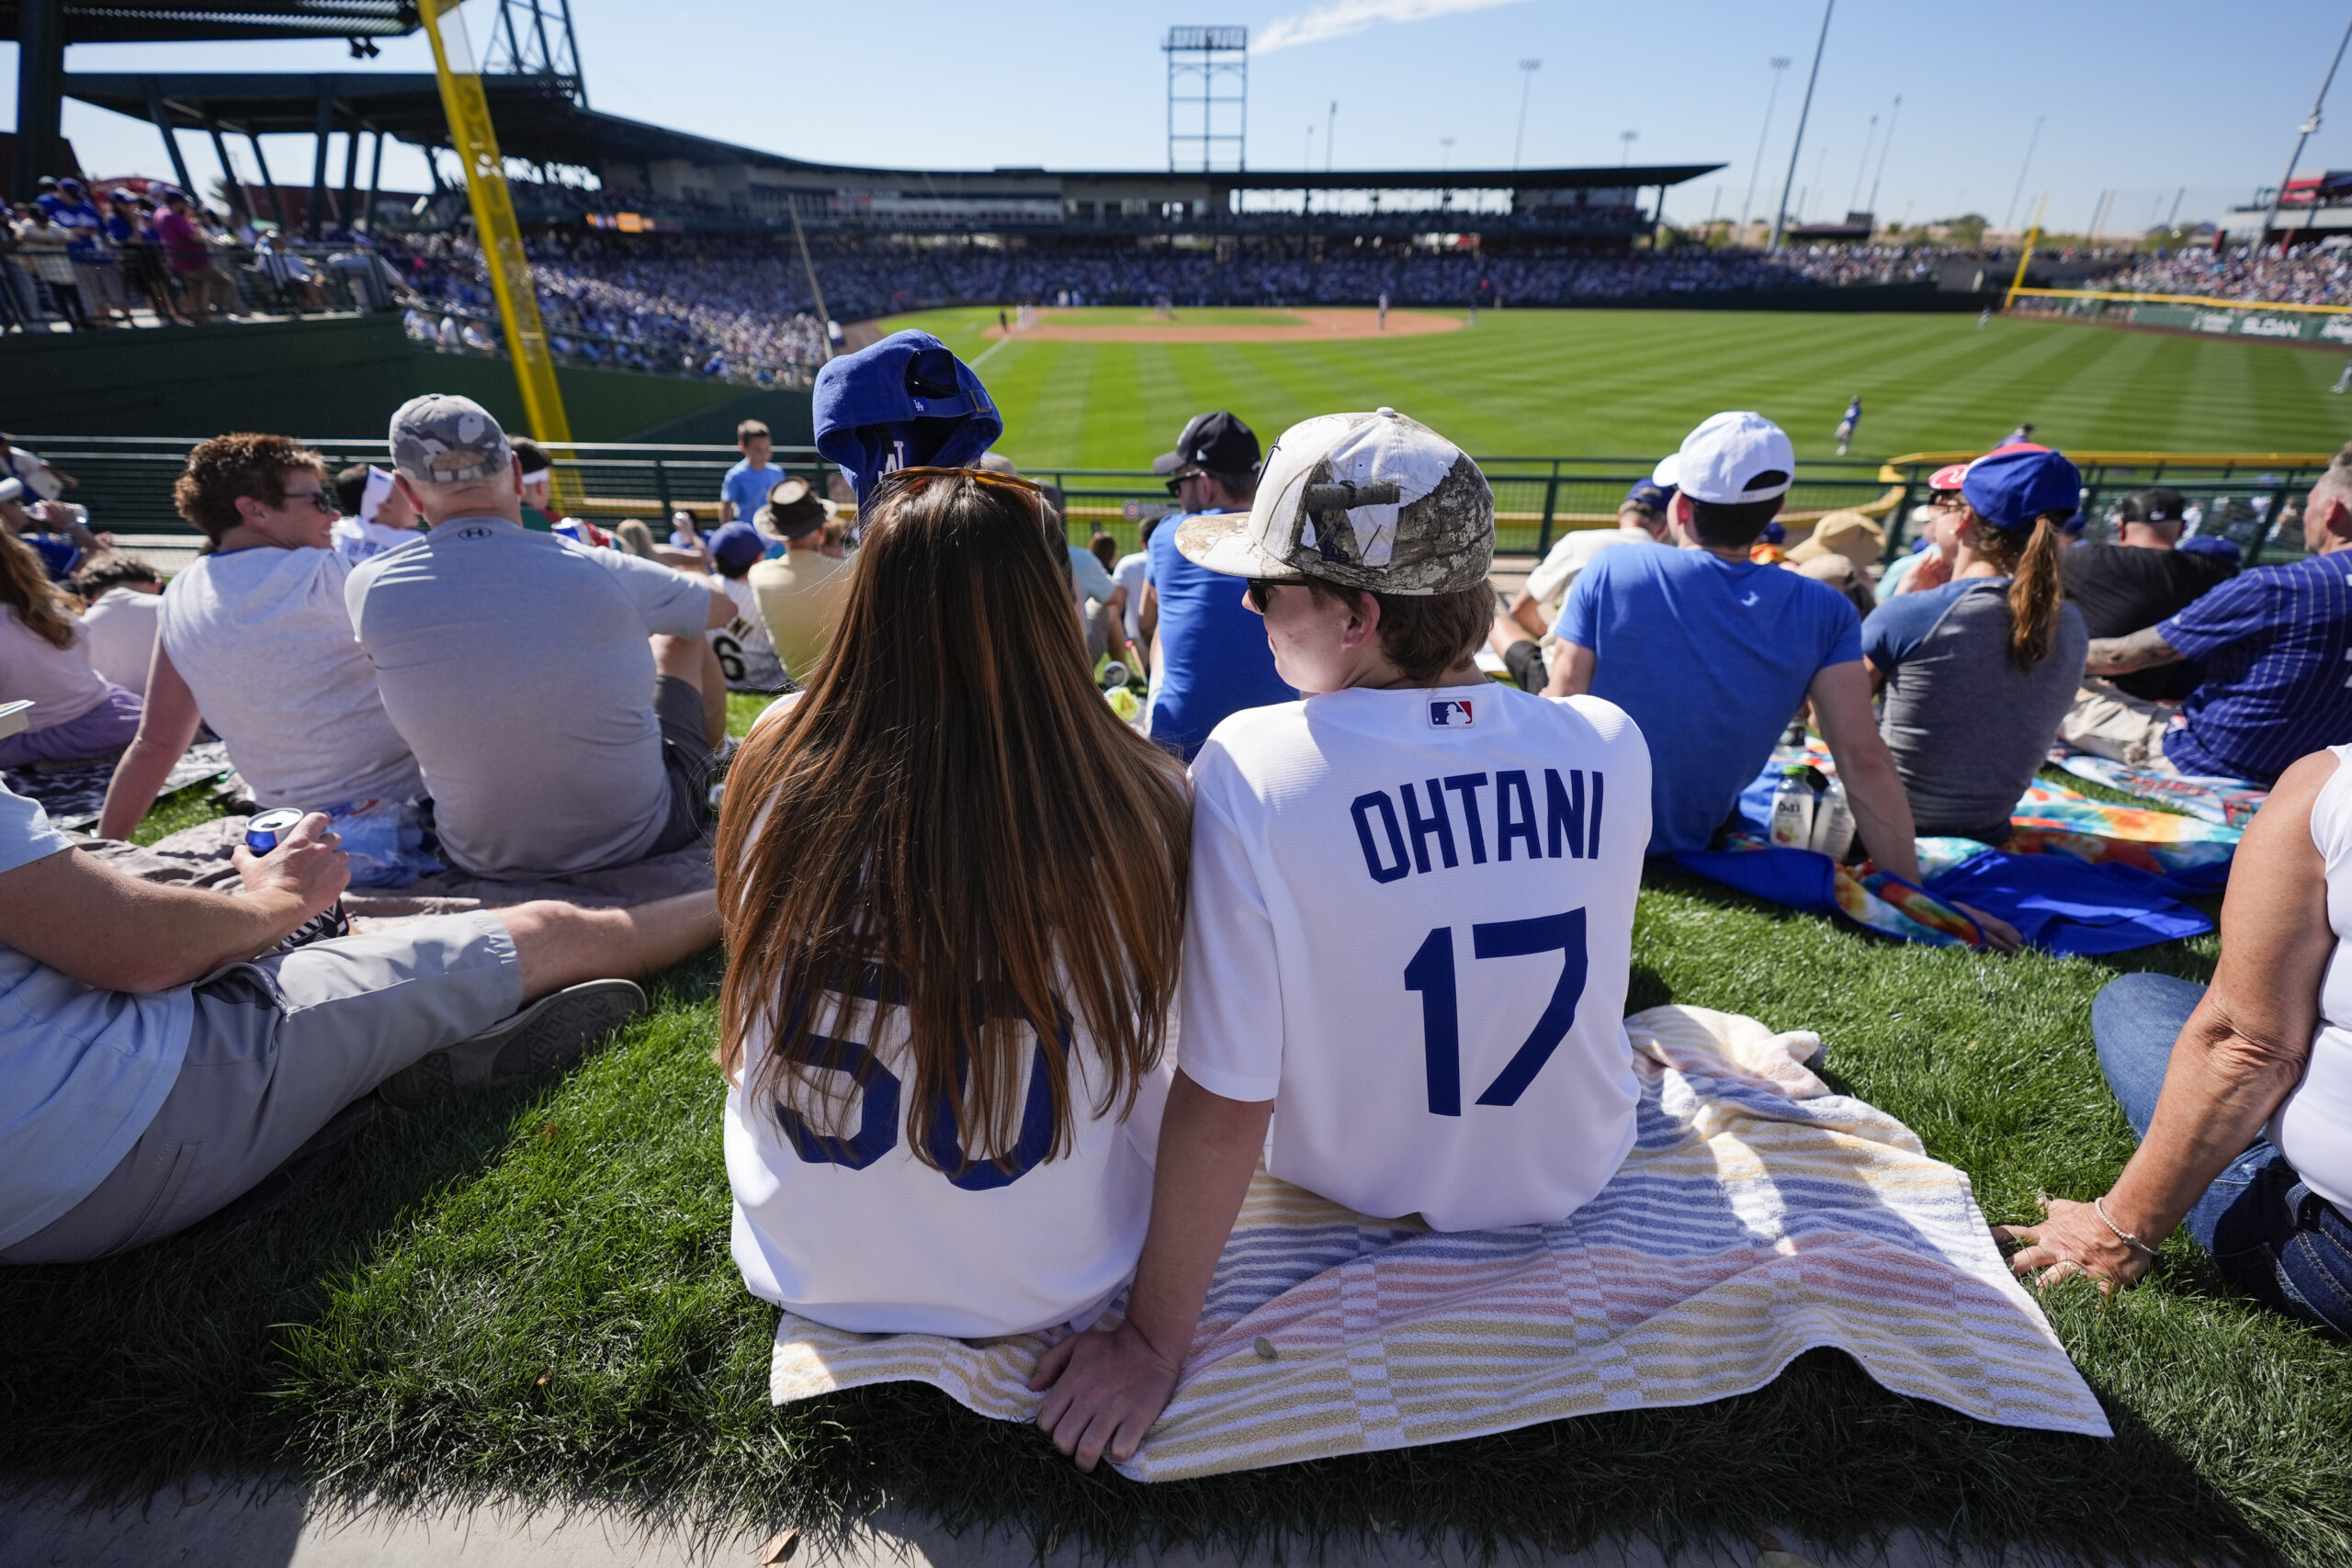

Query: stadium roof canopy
[0,0,414,41]
[65,68,1722,244]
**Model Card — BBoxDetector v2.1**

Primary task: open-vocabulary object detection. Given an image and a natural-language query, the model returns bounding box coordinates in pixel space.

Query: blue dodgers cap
[1961,444,2082,532]
[707,522,767,572]
[2179,534,2242,568]
[812,330,1002,509]
[1624,477,1675,512]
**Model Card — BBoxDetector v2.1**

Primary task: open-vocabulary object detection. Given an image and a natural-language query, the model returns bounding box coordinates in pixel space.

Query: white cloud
[1253,0,1530,54]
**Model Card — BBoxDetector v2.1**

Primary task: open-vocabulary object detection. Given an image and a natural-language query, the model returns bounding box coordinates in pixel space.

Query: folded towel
[767,1005,2109,1480]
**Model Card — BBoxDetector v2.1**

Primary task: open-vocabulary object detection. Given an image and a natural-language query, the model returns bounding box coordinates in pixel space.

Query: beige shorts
[2057,679,2183,774]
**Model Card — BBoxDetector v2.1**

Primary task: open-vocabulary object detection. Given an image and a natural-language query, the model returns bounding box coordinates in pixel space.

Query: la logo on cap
[1428,697,1475,728]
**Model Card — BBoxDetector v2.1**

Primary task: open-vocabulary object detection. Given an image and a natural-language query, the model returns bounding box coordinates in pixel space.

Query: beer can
[243,807,306,854]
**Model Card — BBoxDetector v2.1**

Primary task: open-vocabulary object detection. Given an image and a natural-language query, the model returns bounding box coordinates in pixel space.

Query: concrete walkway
[0,1479,2021,1568]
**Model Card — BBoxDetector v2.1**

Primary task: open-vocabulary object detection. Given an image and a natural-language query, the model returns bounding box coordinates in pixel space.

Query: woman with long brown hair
[718,468,1192,1337]
[1860,444,2089,845]
[0,525,141,770]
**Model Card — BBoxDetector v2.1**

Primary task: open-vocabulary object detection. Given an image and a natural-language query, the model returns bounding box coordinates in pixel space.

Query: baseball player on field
[1030,408,1654,1470]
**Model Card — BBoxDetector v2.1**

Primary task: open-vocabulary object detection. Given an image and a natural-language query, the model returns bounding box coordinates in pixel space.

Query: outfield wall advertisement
[2020,294,2352,344]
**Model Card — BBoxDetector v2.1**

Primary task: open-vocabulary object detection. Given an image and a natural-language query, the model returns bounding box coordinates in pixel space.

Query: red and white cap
[1928,461,1971,491]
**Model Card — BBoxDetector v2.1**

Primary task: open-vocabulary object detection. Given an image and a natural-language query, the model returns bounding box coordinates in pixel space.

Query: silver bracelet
[2093,1195,2159,1259]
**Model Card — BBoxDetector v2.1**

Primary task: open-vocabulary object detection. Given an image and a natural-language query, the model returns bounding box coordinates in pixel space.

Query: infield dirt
[982,307,1464,344]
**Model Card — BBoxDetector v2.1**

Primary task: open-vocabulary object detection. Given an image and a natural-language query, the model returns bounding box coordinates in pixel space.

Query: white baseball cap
[1653,412,1796,505]
[1173,408,1493,595]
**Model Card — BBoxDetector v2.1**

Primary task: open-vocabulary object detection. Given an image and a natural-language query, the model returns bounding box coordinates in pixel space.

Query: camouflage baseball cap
[1174,408,1492,595]
[387,393,514,486]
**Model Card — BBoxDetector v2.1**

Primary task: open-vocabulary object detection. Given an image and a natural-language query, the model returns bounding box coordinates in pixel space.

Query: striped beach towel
[767,1005,2109,1479]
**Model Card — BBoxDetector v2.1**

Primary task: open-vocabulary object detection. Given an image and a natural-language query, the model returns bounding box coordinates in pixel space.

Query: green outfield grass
[889,306,2352,469]
[2,691,2347,1564]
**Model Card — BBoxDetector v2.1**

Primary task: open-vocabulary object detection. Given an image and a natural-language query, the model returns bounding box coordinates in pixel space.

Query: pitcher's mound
[986,308,1464,344]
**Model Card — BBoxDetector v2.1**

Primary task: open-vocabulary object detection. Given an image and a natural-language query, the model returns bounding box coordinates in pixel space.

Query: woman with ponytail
[0,526,141,770]
[1859,445,2090,844]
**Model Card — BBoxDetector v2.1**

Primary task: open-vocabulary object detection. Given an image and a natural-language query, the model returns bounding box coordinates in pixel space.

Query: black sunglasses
[1163,468,1206,498]
[1245,574,1312,607]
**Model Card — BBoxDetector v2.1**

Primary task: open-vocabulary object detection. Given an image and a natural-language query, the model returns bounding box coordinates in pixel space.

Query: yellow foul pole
[418,0,575,479]
[2002,191,2049,313]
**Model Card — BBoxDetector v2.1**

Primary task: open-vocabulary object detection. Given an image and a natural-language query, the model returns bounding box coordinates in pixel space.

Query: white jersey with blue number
[1180,683,1650,1232]
[725,971,1170,1337]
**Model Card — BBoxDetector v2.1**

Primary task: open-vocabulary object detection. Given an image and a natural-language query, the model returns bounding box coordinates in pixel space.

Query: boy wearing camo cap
[1032,408,1654,1471]
[347,394,735,880]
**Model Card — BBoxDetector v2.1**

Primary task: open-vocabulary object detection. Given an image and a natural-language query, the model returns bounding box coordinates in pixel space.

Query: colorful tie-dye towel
[2008,777,2241,892]
[2048,744,2267,829]
[767,1005,2109,1480]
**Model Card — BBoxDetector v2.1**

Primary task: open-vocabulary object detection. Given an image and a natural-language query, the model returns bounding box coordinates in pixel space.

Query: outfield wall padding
[0,313,813,445]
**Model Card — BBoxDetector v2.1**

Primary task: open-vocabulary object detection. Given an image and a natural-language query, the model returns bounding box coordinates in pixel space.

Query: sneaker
[375,978,647,1111]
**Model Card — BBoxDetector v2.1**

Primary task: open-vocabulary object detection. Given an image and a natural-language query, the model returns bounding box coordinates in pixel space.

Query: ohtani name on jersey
[1349,768,1604,885]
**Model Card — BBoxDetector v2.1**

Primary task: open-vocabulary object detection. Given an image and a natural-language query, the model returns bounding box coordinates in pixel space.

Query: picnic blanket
[1672,746,2229,952]
[5,740,232,831]
[75,813,714,923]
[766,1005,2111,1481]
[2048,743,2268,829]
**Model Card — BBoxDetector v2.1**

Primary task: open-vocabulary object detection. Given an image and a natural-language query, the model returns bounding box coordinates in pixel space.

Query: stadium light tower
[1768,0,1834,250]
[1736,58,1792,246]
[1865,94,1901,221]
[1620,130,1638,165]
[1511,59,1542,172]
[2258,8,2352,255]
[1165,27,1249,173]
[482,0,586,104]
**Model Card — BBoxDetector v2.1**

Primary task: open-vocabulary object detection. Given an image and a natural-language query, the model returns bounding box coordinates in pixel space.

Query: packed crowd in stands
[3,313,2351,1470]
[2109,243,2352,305]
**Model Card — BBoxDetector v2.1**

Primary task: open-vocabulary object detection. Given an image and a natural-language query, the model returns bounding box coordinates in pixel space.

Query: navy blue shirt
[2159,552,2352,784]
[1143,514,1295,761]
[1555,548,1861,854]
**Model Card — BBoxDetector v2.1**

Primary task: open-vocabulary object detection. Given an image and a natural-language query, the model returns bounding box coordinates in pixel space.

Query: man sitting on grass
[0,785,718,1263]
[346,395,735,881]
[2061,458,2352,784]
[1033,409,1653,1470]
[2058,486,2233,705]
[1544,412,2021,947]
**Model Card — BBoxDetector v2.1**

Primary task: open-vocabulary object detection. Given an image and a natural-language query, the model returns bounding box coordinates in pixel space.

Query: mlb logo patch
[1428,698,1475,728]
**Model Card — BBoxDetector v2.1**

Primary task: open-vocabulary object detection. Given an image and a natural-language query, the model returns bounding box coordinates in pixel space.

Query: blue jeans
[2094,972,2352,1332]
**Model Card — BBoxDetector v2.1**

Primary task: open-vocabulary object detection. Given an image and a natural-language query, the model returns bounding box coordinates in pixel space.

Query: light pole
[2258,8,2352,255]
[1441,136,1454,172]
[1327,100,1338,174]
[1511,59,1541,172]
[1865,93,1901,223]
[1768,0,1835,250]
[2001,114,2046,233]
[1620,129,1638,165]
[1736,57,1791,247]
[1847,113,1876,217]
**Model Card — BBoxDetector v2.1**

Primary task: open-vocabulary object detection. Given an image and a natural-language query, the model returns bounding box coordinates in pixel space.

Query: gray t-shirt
[346,517,711,877]
[0,783,189,1248]
[1862,579,2090,841]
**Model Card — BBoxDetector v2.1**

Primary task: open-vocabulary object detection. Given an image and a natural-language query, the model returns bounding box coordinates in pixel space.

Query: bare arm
[96,641,202,840]
[0,813,347,992]
[1807,660,1923,886]
[704,583,735,629]
[2085,625,2182,677]
[1103,584,1134,669]
[1543,640,1597,698]
[1505,586,1548,643]
[2000,750,2338,1288]
[1031,1073,1273,1471]
[1137,581,1159,653]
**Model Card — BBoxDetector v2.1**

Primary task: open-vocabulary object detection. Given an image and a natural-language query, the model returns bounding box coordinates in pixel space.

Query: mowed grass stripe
[885,307,2352,466]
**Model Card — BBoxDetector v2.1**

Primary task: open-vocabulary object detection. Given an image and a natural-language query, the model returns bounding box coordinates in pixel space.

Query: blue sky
[13,0,2349,234]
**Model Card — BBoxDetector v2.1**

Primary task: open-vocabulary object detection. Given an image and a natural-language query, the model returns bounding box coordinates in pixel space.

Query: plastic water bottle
[1809,776,1857,862]
[1768,764,1816,850]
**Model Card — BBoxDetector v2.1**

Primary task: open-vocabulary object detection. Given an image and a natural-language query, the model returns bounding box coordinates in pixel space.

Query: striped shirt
[2159,551,2352,784]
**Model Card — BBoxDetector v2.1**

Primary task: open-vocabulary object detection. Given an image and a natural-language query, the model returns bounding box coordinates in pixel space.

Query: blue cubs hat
[2178,535,2242,568]
[1961,444,2081,532]
[812,330,1002,511]
[1624,477,1675,512]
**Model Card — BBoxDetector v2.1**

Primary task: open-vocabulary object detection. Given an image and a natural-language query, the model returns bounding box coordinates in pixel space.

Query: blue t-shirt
[721,459,793,525]
[22,534,78,581]
[40,197,106,261]
[0,783,190,1249]
[1555,548,1862,854]
[2158,552,2352,784]
[1144,514,1296,761]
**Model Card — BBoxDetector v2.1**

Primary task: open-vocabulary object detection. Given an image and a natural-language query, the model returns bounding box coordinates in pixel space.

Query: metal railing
[1,241,406,333]
[1876,451,2333,569]
[22,438,1913,555]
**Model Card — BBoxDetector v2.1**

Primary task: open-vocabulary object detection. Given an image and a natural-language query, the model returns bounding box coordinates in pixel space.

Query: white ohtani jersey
[710,574,788,693]
[1180,683,1650,1232]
